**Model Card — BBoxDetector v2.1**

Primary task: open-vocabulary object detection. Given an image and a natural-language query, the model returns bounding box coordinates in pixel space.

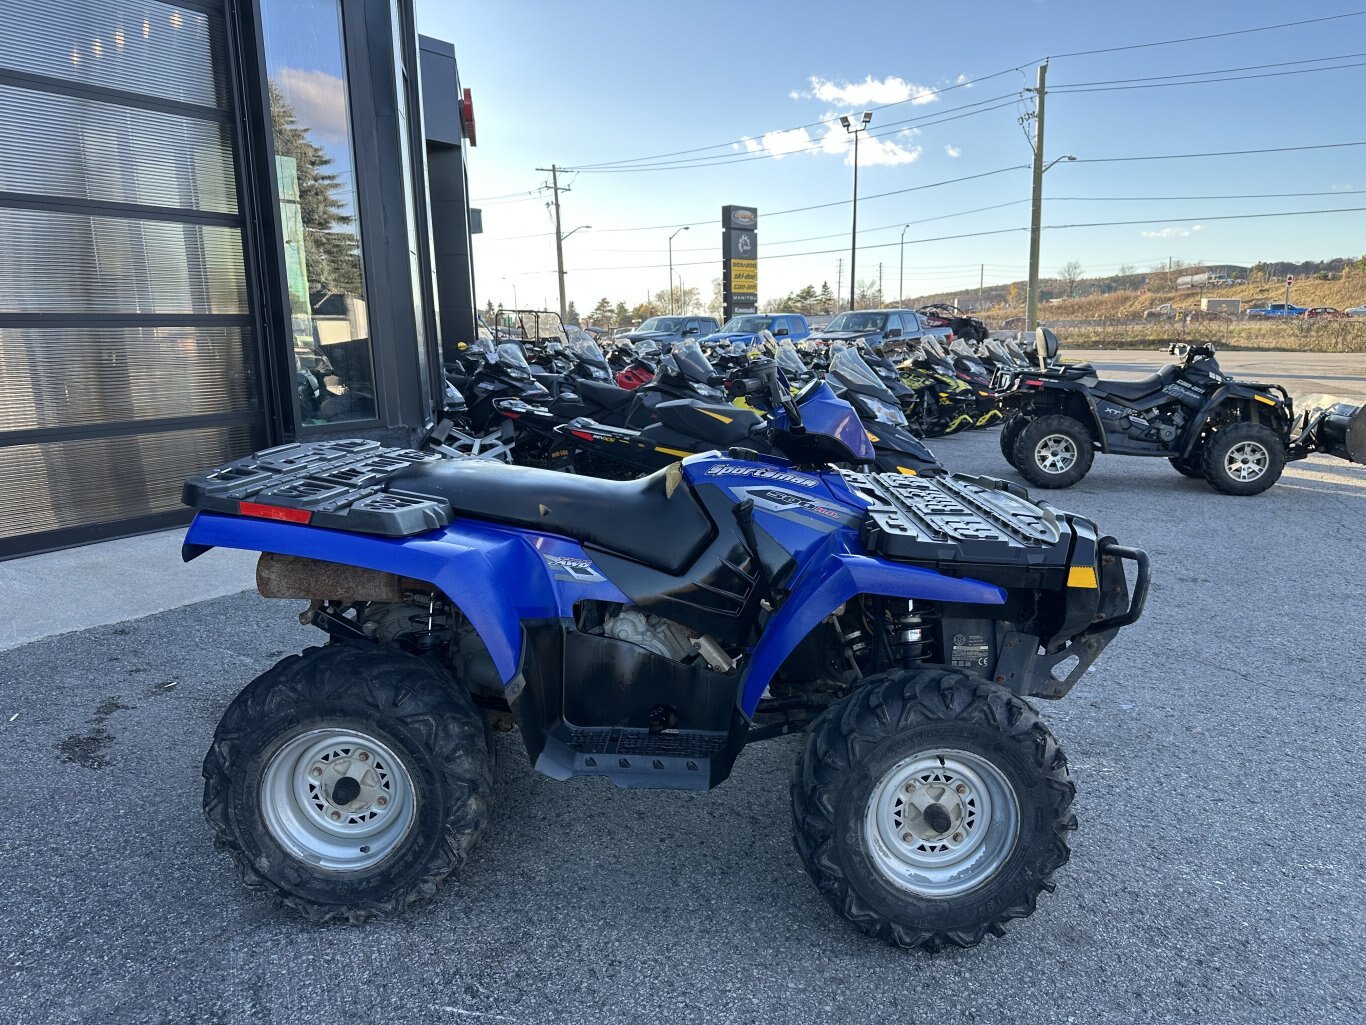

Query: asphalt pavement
[3,408,1366,1024]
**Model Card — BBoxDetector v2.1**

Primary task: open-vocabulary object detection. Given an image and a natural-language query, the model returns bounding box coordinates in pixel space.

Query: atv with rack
[181,358,1148,951]
[996,336,1366,495]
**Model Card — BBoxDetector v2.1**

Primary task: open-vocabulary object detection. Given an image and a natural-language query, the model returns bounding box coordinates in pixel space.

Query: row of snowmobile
[427,330,1041,481]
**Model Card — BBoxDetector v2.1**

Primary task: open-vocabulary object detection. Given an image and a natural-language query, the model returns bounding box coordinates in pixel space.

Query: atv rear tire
[791,668,1075,951]
[1201,422,1286,496]
[1013,415,1095,489]
[203,644,493,923]
[1168,455,1203,478]
[999,415,1030,468]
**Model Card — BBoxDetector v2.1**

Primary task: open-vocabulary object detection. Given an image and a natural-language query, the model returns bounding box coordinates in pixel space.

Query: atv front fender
[738,552,1004,716]
[184,512,528,682]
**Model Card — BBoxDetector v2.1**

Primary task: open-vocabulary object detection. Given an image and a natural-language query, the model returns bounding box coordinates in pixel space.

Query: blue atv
[182,359,1148,950]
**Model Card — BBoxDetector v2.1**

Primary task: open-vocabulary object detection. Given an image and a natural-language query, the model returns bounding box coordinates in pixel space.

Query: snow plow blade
[1292,395,1366,464]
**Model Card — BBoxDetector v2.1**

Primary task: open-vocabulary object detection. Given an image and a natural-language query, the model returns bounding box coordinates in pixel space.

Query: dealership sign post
[722,205,758,320]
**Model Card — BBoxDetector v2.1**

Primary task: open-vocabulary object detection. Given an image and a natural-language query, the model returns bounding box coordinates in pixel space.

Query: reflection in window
[261,0,375,424]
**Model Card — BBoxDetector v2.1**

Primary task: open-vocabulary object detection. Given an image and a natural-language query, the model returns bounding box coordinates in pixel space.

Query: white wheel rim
[863,749,1020,898]
[1225,440,1269,482]
[1034,433,1078,473]
[260,729,417,872]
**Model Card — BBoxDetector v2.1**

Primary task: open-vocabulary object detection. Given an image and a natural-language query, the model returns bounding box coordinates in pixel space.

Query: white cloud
[955,73,973,88]
[808,74,939,107]
[945,144,962,158]
[741,118,921,166]
[273,67,350,145]
[1140,226,1199,239]
[788,89,801,100]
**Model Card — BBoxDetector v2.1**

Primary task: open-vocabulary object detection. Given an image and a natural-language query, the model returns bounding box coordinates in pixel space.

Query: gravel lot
[3,393,1365,1024]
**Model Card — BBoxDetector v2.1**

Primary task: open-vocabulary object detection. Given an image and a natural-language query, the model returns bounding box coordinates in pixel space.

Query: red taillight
[1024,378,1045,387]
[238,501,311,524]
[570,429,596,442]
[500,408,521,419]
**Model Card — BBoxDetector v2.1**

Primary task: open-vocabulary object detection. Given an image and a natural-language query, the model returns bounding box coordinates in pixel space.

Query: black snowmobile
[998,331,1366,495]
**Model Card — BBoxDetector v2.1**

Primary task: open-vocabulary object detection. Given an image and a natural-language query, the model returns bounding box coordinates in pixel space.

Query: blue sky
[415,1,1366,313]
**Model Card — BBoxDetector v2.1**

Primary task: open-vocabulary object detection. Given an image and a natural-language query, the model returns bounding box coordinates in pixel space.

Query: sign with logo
[726,206,758,229]
[730,259,758,292]
[721,205,758,321]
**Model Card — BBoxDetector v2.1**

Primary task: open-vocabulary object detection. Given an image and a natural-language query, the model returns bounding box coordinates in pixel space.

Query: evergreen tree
[565,300,580,326]
[268,83,363,297]
[818,281,834,312]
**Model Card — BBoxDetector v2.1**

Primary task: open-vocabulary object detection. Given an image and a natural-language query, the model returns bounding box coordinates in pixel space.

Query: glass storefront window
[260,0,375,424]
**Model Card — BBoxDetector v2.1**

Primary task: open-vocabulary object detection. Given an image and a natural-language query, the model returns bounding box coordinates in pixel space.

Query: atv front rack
[844,471,1078,578]
[182,440,453,536]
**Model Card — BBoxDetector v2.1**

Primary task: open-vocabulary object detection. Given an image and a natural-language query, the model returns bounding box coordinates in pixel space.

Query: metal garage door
[0,0,267,557]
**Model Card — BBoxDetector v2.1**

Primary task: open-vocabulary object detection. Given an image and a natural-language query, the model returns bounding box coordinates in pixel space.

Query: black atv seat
[573,379,636,411]
[388,459,715,575]
[1094,364,1181,401]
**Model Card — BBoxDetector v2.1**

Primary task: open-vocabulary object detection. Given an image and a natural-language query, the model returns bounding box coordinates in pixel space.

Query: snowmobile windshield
[824,312,887,333]
[674,339,716,381]
[920,337,948,361]
[776,340,808,376]
[632,338,662,358]
[568,333,608,368]
[950,338,975,358]
[986,340,1014,364]
[495,343,533,379]
[831,346,889,393]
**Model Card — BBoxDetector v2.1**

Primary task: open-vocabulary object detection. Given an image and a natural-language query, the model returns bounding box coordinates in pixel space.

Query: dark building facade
[0,0,476,558]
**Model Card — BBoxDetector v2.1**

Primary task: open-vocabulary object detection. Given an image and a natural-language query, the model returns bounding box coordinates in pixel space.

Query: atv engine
[1098,398,1188,443]
[602,607,695,661]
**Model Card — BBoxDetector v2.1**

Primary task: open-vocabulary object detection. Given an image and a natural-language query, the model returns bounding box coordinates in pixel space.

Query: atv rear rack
[182,440,453,537]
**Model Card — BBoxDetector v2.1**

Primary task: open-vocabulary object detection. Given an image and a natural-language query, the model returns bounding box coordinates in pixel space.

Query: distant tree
[588,297,613,325]
[854,278,880,310]
[818,281,834,312]
[1007,282,1019,307]
[565,301,580,326]
[483,299,495,320]
[1058,260,1084,298]
[1117,264,1136,277]
[614,301,631,327]
[706,278,724,320]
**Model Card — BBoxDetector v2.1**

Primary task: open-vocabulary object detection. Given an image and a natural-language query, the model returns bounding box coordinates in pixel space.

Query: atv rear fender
[183,512,561,684]
[1006,380,1106,449]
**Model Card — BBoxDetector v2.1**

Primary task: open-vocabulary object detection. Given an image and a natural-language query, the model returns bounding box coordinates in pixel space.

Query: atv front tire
[791,668,1075,951]
[1013,415,1095,488]
[203,644,493,923]
[1201,422,1286,496]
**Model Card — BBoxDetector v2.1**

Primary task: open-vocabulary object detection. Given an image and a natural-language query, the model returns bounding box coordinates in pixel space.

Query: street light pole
[841,111,872,310]
[668,226,689,314]
[899,224,909,306]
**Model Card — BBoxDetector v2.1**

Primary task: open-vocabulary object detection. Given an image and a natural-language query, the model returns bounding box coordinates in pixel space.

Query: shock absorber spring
[894,601,934,668]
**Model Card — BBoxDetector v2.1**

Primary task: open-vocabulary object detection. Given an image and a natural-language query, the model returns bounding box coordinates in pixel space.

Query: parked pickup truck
[701,312,810,350]
[1246,303,1307,318]
[616,315,721,348]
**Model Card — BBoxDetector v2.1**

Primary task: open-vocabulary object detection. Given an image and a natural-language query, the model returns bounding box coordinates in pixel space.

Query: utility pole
[1026,62,1047,333]
[850,128,861,309]
[878,263,883,307]
[835,258,843,312]
[899,225,910,307]
[979,263,984,307]
[535,164,569,319]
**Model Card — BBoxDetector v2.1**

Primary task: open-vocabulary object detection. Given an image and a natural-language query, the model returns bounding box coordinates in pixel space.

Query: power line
[1075,140,1366,163]
[477,165,1031,242]
[501,204,1366,276]
[1053,59,1366,94]
[1048,10,1366,58]
[1052,50,1366,88]
[1052,189,1366,201]
[564,96,1021,174]
[565,68,1030,170]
